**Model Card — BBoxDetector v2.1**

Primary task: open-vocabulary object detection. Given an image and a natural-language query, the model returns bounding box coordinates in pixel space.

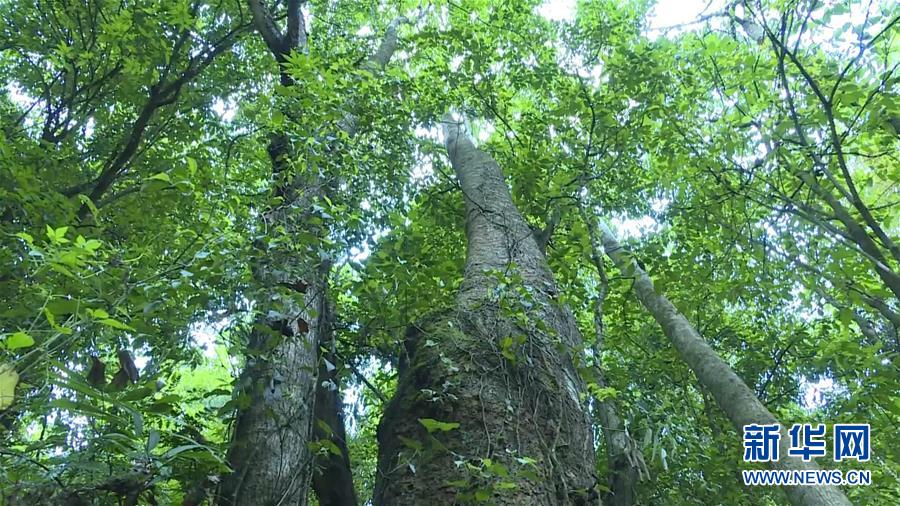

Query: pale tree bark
[578,203,645,506]
[219,5,406,503]
[375,118,598,504]
[592,219,852,506]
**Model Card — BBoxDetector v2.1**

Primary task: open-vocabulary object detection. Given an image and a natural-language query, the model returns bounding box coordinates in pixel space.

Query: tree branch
[248,0,285,57]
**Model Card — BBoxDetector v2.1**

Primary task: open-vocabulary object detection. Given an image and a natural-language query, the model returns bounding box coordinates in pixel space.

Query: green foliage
[418,417,460,433]
[1,0,898,504]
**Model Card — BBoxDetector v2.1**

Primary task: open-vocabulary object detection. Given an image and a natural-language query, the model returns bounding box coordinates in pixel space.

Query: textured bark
[219,103,340,502]
[218,262,325,506]
[220,12,406,504]
[374,119,597,505]
[219,3,316,504]
[595,222,852,506]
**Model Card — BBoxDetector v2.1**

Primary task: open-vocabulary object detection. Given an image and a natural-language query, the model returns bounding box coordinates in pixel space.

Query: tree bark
[218,274,323,506]
[219,3,316,503]
[593,376,641,506]
[594,221,852,506]
[374,118,598,505]
[220,10,406,504]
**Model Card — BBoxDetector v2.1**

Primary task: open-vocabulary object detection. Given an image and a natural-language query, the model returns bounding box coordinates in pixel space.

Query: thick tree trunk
[220,11,405,504]
[218,3,317,502]
[219,271,324,506]
[594,221,852,506]
[374,118,598,505]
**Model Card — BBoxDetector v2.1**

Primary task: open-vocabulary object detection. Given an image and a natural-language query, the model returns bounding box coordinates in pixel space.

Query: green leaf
[5,331,35,350]
[83,239,102,252]
[147,430,161,452]
[418,418,460,433]
[148,172,171,183]
[45,225,69,243]
[89,308,109,319]
[45,308,73,335]
[0,364,19,410]
[162,444,205,461]
[399,435,423,451]
[96,315,134,331]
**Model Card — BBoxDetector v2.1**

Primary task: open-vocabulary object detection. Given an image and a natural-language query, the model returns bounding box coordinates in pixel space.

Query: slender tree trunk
[312,298,358,506]
[593,375,641,506]
[307,18,404,506]
[374,118,598,505]
[593,220,852,506]
[578,202,643,506]
[769,26,900,265]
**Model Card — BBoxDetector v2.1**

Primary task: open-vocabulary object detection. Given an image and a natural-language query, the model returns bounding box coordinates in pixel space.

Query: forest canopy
[0,0,898,505]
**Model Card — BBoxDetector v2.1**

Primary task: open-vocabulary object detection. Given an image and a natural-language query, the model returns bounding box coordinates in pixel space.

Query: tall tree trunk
[374,118,598,505]
[219,2,316,504]
[218,269,324,506]
[218,123,325,505]
[593,220,852,506]
[220,7,405,503]
[592,376,641,506]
